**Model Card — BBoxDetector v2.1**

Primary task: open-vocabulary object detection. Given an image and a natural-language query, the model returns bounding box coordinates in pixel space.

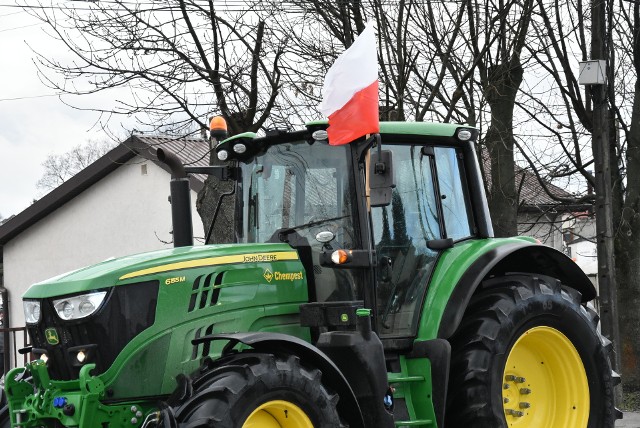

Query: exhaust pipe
[157,148,193,247]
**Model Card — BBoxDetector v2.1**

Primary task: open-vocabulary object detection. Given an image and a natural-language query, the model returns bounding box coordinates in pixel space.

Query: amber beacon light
[209,116,228,141]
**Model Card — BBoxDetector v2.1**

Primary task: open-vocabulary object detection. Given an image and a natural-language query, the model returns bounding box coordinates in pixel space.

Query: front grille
[188,272,223,312]
[191,322,216,360]
[28,280,159,380]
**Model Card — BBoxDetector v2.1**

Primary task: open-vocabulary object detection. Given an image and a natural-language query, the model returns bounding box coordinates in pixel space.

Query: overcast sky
[0,3,133,219]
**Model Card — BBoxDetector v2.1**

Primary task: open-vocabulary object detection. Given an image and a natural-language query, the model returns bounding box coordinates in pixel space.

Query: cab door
[370,144,473,338]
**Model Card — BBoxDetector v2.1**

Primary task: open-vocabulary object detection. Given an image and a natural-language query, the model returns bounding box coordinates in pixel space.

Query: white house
[0,136,209,334]
[513,165,589,252]
[563,212,598,287]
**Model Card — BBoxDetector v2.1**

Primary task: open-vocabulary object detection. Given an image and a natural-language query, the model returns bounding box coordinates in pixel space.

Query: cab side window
[434,147,473,240]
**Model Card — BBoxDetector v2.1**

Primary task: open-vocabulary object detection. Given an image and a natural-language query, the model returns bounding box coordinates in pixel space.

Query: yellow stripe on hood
[119,251,299,280]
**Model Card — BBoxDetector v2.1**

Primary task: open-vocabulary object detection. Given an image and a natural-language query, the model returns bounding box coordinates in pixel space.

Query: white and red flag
[320,22,379,146]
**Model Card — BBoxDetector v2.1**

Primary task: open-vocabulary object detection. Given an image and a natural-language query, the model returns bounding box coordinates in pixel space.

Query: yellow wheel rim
[242,400,314,428]
[502,326,589,427]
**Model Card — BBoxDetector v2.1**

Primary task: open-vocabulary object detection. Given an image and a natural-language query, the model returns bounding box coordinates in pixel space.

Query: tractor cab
[214,121,488,343]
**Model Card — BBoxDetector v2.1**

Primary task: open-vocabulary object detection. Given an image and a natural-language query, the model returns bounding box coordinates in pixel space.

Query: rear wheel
[502,326,590,425]
[174,353,342,428]
[446,274,618,428]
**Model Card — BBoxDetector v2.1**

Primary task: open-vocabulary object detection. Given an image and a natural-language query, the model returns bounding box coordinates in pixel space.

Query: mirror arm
[374,134,386,174]
[184,166,235,180]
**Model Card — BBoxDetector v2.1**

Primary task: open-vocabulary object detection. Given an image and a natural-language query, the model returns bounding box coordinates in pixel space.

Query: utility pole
[590,0,621,374]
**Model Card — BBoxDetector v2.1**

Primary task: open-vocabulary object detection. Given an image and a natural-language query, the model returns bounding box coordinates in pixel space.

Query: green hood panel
[23,243,298,299]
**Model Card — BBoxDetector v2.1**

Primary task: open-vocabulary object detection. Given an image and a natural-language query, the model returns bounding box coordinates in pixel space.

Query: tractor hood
[23,243,299,299]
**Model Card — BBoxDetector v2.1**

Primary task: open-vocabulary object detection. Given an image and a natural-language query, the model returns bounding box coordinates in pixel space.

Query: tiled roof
[133,135,211,184]
[516,166,573,207]
[481,151,578,209]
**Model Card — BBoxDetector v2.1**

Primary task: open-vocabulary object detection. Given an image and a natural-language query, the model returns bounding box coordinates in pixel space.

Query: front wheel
[446,274,618,428]
[174,352,343,428]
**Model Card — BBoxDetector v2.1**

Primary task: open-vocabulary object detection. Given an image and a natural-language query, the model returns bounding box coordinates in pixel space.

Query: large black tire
[446,274,618,428]
[174,352,343,428]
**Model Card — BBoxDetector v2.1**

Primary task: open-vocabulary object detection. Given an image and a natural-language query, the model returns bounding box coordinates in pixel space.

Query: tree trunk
[196,143,236,245]
[196,176,235,244]
[615,230,640,390]
[484,60,523,237]
[196,112,258,245]
[614,77,640,390]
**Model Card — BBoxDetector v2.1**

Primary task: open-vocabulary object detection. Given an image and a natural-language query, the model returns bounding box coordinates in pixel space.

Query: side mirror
[369,149,395,207]
[379,255,392,281]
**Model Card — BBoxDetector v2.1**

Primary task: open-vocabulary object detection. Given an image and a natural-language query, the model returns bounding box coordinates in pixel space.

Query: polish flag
[320,22,379,146]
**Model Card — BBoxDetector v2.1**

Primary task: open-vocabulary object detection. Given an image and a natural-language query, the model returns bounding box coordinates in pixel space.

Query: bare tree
[265,0,484,127]
[36,139,116,192]
[463,0,535,237]
[521,0,640,390]
[609,0,640,391]
[25,0,294,243]
[27,1,287,136]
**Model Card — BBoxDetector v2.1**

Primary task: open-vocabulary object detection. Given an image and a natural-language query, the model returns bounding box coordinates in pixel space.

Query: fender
[438,242,596,339]
[193,332,365,428]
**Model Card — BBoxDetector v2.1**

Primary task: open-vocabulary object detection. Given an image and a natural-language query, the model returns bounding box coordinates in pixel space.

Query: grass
[622,390,640,412]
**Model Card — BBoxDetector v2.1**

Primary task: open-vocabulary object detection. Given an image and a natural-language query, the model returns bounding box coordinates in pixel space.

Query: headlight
[53,291,108,321]
[457,129,473,141]
[24,300,42,324]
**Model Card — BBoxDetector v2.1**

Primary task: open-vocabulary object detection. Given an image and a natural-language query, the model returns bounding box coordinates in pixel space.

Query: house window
[563,229,574,244]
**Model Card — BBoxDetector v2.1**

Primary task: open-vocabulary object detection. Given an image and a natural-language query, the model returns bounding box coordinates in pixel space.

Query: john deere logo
[45,328,59,345]
[263,269,274,283]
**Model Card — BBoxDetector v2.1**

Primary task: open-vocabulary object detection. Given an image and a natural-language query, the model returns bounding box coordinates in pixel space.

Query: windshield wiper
[274,214,349,242]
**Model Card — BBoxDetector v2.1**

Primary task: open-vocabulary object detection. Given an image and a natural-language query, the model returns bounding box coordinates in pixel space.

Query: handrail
[0,326,28,376]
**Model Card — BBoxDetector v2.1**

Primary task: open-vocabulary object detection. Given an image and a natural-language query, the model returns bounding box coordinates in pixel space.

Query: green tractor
[1,120,620,427]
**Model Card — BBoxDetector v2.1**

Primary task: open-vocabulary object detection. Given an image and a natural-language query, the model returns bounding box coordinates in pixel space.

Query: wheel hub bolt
[505,375,516,381]
[520,388,532,394]
[504,398,510,403]
[515,376,526,383]
[519,402,531,409]
[503,383,510,389]
[505,409,524,417]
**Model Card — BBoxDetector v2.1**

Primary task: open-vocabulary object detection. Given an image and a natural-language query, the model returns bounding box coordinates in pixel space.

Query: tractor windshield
[237,139,358,250]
